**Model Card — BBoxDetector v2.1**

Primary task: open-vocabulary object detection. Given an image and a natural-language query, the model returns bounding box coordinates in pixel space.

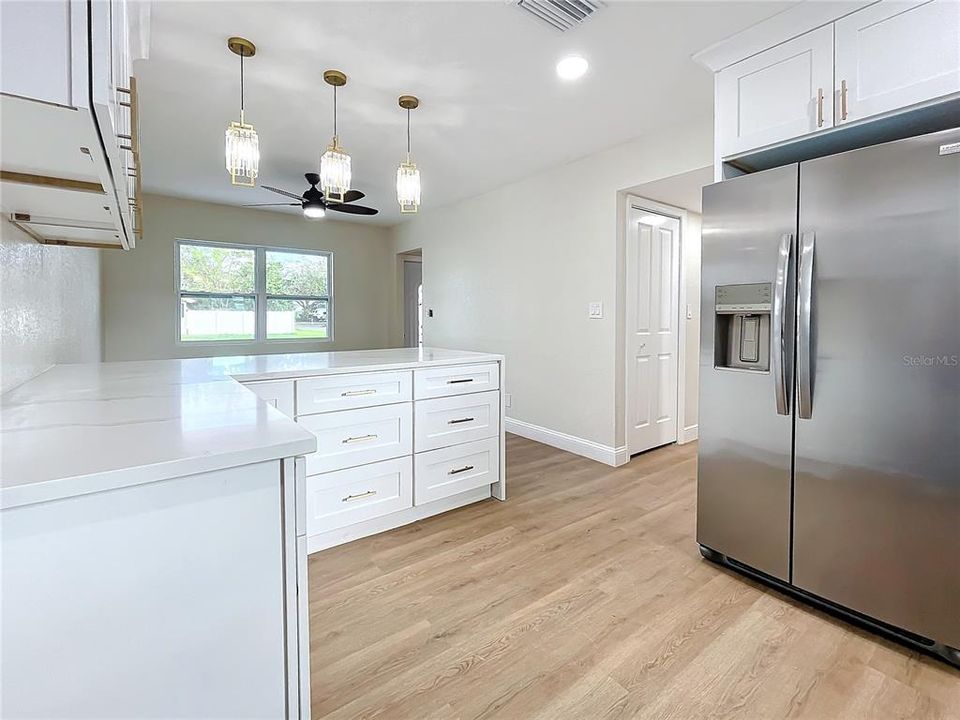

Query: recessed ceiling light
[556,55,588,81]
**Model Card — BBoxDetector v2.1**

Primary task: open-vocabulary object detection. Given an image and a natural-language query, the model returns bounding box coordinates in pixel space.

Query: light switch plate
[588,302,603,319]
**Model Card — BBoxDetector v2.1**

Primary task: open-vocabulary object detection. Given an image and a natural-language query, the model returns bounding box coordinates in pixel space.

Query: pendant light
[320,70,352,203]
[225,37,260,187]
[396,95,421,214]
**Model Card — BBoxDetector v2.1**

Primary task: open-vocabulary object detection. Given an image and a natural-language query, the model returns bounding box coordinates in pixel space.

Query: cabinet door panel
[835,0,960,123]
[718,25,834,157]
[0,0,74,105]
[299,403,412,475]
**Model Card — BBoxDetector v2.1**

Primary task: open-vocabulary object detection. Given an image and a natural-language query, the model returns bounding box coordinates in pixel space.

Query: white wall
[390,116,713,455]
[101,194,394,361]
[0,223,102,393]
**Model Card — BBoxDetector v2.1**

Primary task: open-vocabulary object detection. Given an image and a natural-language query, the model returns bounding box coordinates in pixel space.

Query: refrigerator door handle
[772,233,793,415]
[797,231,816,419]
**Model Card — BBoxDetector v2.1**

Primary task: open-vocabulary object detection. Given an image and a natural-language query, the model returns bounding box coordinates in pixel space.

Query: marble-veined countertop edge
[0,347,503,509]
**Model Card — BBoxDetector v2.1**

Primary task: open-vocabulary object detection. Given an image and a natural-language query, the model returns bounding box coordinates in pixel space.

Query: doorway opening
[625,199,685,456]
[400,250,423,348]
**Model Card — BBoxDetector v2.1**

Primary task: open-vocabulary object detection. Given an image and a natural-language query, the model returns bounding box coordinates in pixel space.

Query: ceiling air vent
[515,0,602,32]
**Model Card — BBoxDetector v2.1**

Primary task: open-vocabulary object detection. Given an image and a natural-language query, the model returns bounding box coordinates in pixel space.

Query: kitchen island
[0,347,505,719]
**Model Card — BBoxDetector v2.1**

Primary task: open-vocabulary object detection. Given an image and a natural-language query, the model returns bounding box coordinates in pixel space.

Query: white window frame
[175,238,334,346]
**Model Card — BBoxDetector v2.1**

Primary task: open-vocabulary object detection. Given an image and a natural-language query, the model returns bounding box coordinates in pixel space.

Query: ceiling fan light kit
[225,37,260,187]
[319,70,352,203]
[396,95,421,214]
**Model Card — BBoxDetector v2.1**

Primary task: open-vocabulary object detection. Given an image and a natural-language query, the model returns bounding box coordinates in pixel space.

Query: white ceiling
[138,1,795,225]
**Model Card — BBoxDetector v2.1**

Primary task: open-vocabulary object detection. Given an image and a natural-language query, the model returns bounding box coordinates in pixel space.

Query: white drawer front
[414,390,500,453]
[244,380,295,418]
[306,457,412,533]
[414,438,499,504]
[414,363,500,400]
[299,403,412,475]
[296,371,412,416]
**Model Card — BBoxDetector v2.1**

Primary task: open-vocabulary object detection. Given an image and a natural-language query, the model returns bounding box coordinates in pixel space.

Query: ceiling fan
[243,173,378,218]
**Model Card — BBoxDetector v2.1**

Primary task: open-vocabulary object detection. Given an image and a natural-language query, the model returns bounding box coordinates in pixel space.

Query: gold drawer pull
[342,490,377,502]
[816,87,824,128]
[448,465,475,476]
[447,378,474,384]
[448,417,474,425]
[840,79,848,120]
[342,434,378,444]
[342,389,377,397]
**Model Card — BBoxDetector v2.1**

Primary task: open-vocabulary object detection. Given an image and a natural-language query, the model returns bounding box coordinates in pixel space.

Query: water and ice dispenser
[714,283,772,372]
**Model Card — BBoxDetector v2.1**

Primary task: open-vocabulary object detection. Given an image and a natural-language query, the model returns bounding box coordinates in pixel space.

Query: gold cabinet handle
[342,490,377,502]
[448,417,474,425]
[840,79,848,121]
[816,88,824,128]
[342,434,378,444]
[341,389,376,397]
[447,378,474,385]
[448,465,475,476]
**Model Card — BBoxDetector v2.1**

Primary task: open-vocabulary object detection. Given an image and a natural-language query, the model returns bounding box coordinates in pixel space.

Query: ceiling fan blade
[325,203,378,216]
[342,189,365,203]
[242,202,301,207]
[262,185,304,200]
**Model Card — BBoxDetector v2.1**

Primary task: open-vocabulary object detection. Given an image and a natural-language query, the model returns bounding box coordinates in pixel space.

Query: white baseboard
[505,417,627,467]
[679,424,699,444]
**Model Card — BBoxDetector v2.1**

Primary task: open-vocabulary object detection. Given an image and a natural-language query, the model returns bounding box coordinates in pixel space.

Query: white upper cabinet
[0,0,140,250]
[707,0,960,163]
[0,1,81,106]
[834,0,960,124]
[717,25,835,157]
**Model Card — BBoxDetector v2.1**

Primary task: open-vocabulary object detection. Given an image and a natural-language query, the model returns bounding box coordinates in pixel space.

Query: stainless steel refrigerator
[698,127,960,665]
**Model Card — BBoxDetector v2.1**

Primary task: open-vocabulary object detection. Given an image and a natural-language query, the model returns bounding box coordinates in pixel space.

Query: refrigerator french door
[698,128,960,663]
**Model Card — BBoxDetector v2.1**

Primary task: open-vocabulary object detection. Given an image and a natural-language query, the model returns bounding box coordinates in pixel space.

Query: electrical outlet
[588,302,603,319]
[504,393,512,408]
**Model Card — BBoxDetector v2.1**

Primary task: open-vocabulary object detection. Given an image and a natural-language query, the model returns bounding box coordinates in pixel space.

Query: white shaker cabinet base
[414,390,501,452]
[414,437,500,504]
[307,485,493,553]
[305,457,413,533]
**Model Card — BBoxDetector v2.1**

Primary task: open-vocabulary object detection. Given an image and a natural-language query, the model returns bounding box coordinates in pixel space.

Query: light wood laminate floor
[308,435,960,719]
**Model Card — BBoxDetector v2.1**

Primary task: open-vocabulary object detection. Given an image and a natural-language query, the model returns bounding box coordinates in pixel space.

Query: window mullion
[255,247,267,342]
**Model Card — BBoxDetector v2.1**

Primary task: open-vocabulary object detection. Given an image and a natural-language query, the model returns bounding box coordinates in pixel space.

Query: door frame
[400,254,423,348]
[623,196,690,455]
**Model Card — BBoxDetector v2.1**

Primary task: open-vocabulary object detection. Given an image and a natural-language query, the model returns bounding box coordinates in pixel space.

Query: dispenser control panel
[714,283,772,372]
[715,283,772,314]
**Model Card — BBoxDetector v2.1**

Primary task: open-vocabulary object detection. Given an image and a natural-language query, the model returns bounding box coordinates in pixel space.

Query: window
[177,240,332,343]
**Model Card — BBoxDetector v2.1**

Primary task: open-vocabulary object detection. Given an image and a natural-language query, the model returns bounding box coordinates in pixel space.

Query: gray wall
[101,194,394,361]
[0,223,102,393]
[390,116,713,451]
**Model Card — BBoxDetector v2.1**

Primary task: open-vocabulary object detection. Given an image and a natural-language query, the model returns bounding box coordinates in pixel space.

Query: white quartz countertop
[1,347,502,509]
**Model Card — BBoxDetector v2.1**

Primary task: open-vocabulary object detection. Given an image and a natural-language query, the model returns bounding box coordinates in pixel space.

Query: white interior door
[626,207,681,455]
[402,259,422,347]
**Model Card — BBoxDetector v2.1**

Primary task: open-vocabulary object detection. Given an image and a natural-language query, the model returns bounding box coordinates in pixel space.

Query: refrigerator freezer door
[698,164,798,581]
[794,128,960,648]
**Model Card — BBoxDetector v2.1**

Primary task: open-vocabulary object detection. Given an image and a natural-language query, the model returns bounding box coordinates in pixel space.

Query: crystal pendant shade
[396,158,421,214]
[320,139,352,202]
[225,113,260,187]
